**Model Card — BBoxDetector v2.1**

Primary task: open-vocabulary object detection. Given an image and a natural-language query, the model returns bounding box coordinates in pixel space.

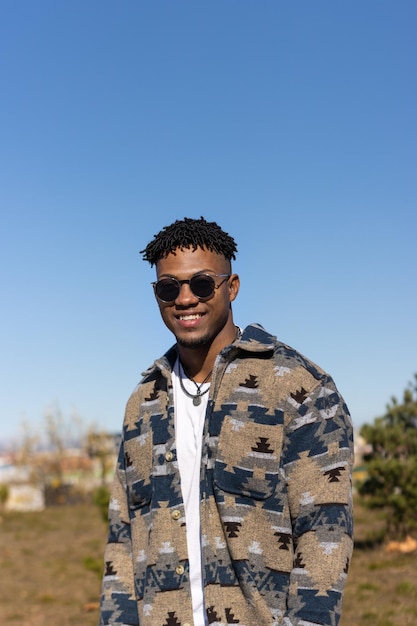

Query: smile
[177,314,204,321]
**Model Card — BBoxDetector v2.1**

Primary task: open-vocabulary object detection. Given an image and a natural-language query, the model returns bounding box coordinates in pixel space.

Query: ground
[0,502,106,626]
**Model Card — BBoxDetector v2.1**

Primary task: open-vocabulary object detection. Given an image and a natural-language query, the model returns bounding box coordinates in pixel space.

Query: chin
[176,332,211,349]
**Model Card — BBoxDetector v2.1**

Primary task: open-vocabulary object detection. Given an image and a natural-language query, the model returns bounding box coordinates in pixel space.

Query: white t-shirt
[172,358,209,626]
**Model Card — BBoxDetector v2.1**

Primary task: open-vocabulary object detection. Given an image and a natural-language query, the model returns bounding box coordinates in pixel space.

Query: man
[99,216,353,626]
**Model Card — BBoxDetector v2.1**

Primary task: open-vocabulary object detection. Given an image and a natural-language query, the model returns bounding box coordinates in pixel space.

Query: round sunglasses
[152,273,230,303]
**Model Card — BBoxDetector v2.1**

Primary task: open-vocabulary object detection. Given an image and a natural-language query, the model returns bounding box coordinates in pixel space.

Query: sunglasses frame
[152,273,230,303]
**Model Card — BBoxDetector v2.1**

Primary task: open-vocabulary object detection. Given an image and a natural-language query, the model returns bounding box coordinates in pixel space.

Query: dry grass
[1,497,416,625]
[0,502,107,626]
[341,498,417,626]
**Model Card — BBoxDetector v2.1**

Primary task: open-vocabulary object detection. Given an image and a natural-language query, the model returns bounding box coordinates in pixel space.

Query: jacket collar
[142,323,276,378]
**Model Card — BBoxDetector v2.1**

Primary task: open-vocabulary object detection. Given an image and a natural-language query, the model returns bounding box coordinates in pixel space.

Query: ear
[228,274,240,303]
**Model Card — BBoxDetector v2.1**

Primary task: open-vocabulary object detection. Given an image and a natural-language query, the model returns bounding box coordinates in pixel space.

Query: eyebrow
[157,269,219,279]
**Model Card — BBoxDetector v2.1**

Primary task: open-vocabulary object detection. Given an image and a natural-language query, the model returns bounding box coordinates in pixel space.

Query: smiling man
[99,216,354,626]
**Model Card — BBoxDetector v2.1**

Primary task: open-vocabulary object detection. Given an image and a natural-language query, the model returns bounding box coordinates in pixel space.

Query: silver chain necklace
[177,327,241,406]
[179,362,212,406]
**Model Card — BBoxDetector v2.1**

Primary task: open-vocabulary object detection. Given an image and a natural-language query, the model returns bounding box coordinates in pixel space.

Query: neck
[178,347,214,383]
[177,321,239,382]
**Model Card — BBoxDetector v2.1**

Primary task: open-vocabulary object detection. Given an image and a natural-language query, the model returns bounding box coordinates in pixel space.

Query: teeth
[179,314,202,321]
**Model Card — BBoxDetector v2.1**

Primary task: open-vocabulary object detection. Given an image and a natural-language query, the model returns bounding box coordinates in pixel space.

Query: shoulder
[240,323,327,381]
[122,345,178,429]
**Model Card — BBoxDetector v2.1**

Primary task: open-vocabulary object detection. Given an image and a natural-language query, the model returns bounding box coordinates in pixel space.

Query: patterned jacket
[99,323,354,626]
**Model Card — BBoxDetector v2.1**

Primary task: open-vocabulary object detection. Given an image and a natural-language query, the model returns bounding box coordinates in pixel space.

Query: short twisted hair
[141,216,237,266]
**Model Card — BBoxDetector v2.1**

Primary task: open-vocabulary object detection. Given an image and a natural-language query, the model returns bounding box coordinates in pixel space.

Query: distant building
[0,457,45,511]
[354,431,372,467]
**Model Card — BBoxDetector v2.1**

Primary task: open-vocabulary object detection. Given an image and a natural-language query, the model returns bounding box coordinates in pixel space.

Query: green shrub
[93,485,110,523]
[0,484,8,506]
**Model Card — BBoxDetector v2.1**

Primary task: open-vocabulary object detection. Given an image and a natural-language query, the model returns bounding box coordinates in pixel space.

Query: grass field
[0,502,107,626]
[1,497,416,625]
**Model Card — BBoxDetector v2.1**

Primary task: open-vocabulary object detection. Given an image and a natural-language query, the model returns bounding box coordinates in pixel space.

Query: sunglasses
[152,273,230,303]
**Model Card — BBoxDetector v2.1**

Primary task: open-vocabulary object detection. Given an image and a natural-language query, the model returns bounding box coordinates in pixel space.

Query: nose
[174,281,199,306]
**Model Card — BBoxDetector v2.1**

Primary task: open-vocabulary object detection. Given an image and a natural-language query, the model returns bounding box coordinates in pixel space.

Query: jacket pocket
[213,415,284,500]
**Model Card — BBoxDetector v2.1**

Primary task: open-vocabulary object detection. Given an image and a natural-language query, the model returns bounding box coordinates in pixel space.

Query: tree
[16,407,89,499]
[358,374,417,540]
[85,429,117,485]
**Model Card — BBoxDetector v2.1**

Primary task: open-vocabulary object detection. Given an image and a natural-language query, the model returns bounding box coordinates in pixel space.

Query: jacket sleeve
[282,375,354,626]
[99,439,140,626]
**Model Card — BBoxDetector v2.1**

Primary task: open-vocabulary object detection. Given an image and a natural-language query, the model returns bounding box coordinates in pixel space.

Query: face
[154,246,240,350]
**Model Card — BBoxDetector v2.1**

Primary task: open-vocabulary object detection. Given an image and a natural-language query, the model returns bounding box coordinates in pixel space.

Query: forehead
[156,246,230,277]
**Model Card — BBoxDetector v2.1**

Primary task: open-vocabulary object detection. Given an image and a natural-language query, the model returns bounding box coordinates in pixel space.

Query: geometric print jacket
[99,323,354,626]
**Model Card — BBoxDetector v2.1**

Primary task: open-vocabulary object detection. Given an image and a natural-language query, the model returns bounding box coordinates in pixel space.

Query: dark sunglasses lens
[155,279,179,301]
[190,275,215,298]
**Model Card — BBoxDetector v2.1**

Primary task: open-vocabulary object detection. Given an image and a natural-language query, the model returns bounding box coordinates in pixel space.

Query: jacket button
[176,564,184,576]
[165,451,173,462]
[171,509,181,520]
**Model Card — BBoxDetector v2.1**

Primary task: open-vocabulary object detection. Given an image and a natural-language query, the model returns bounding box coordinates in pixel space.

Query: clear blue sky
[1,1,416,444]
